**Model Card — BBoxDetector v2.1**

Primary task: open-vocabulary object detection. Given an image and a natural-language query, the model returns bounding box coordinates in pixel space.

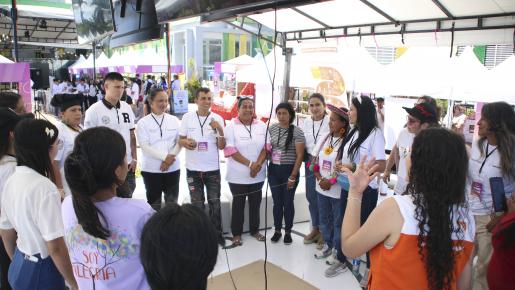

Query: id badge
[197,141,208,152]
[471,180,484,200]
[272,150,282,165]
[322,160,332,173]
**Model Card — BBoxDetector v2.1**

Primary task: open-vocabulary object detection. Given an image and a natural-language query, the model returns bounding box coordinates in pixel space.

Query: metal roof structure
[226,0,515,47]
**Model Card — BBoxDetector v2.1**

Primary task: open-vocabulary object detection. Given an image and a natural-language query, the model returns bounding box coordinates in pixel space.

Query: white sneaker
[325,249,338,265]
[314,244,331,259]
[324,261,348,278]
[359,268,370,288]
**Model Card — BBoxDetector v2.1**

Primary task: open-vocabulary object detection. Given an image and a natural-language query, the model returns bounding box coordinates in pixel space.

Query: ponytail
[64,127,126,240]
[284,124,294,152]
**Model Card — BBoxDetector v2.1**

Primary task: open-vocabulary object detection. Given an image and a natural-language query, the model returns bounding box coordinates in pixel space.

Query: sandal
[252,233,266,242]
[232,236,243,246]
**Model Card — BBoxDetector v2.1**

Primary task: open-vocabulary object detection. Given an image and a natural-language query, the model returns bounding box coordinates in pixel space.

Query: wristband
[288,177,296,182]
[347,196,362,204]
[248,161,253,168]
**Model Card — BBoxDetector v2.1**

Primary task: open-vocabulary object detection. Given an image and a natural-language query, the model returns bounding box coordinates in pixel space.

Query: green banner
[0,0,71,9]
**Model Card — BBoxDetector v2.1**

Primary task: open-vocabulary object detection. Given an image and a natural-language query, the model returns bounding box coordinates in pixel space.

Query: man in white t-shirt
[376,97,385,132]
[383,102,439,194]
[179,87,226,245]
[84,72,137,198]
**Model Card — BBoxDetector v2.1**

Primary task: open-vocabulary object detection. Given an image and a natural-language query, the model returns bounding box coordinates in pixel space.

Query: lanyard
[275,126,288,149]
[196,112,211,137]
[479,143,497,174]
[151,114,165,138]
[330,135,342,148]
[239,118,252,140]
[312,114,325,145]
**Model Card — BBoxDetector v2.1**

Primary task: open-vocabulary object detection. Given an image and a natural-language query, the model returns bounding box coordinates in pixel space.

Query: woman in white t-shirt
[63,127,154,290]
[467,102,515,290]
[50,94,83,198]
[136,88,181,210]
[224,97,269,246]
[334,96,386,282]
[300,93,330,246]
[452,105,467,135]
[0,119,78,290]
[311,104,349,277]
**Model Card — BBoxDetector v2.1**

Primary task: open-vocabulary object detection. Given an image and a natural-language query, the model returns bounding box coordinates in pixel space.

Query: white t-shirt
[467,140,515,215]
[88,84,97,97]
[171,79,181,91]
[394,128,414,195]
[51,83,61,95]
[377,107,385,131]
[131,83,140,99]
[315,134,342,198]
[0,166,64,258]
[0,155,16,208]
[84,99,136,164]
[76,83,87,94]
[224,118,269,184]
[179,111,224,172]
[62,196,153,290]
[59,82,69,93]
[301,114,330,157]
[54,122,82,197]
[136,113,180,173]
[341,128,386,189]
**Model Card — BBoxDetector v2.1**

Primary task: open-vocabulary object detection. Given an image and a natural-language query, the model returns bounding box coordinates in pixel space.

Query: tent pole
[282,47,292,102]
[10,0,18,62]
[165,23,172,86]
[92,41,96,81]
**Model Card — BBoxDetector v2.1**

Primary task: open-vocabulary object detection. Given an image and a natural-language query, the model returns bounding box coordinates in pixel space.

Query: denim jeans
[268,163,299,232]
[318,193,342,251]
[141,170,180,210]
[337,186,378,268]
[186,169,222,234]
[116,170,136,198]
[305,158,319,228]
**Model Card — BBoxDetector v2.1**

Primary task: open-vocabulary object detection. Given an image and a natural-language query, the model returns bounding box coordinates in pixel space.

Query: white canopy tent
[479,55,515,104]
[0,54,14,64]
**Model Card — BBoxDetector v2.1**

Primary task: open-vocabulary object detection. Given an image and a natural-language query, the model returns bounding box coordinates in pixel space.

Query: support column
[282,47,293,102]
[11,0,18,62]
[92,41,96,80]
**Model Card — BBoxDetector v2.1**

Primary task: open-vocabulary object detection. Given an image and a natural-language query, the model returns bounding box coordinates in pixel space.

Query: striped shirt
[269,123,305,165]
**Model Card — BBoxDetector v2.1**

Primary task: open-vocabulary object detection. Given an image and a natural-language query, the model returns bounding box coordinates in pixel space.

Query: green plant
[184,58,202,103]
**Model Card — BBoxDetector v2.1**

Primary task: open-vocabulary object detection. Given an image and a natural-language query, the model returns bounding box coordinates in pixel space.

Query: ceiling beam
[360,0,399,25]
[223,18,282,48]
[291,7,330,28]
[431,0,454,19]
[29,19,40,38]
[55,20,73,40]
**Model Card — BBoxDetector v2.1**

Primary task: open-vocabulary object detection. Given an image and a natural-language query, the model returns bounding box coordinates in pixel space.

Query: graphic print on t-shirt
[66,225,139,285]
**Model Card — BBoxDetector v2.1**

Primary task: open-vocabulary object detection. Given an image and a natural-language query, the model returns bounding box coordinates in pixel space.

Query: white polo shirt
[301,114,330,157]
[179,111,224,172]
[0,166,64,258]
[54,122,82,196]
[76,83,87,94]
[394,128,414,195]
[341,128,386,189]
[224,118,270,184]
[84,99,136,163]
[136,113,180,173]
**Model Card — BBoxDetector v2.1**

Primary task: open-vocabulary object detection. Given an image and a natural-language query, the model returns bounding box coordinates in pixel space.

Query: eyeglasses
[406,116,420,124]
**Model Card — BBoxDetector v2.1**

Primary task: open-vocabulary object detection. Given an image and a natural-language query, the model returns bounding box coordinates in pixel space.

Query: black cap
[403,103,437,124]
[50,94,83,111]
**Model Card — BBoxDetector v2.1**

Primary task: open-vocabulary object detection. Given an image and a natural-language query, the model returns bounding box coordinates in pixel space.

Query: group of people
[0,69,513,290]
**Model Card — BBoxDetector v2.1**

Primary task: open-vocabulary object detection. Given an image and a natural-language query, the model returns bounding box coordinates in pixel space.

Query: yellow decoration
[324,146,333,155]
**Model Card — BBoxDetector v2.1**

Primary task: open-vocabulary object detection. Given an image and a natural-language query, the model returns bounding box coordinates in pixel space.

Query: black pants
[228,182,264,236]
[337,186,378,268]
[116,170,136,198]
[141,170,180,210]
[0,241,11,290]
[186,169,222,234]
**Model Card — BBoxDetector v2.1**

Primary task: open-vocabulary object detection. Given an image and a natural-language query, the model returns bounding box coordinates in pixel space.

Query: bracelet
[347,196,362,204]
[248,161,253,168]
[288,177,296,182]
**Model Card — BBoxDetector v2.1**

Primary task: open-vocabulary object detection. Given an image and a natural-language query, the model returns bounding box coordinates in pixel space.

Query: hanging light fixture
[24,30,30,38]
[40,19,47,29]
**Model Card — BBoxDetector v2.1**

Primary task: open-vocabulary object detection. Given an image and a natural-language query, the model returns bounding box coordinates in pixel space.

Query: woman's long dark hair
[14,119,58,182]
[0,92,21,111]
[65,127,126,239]
[406,128,468,290]
[478,102,515,179]
[343,96,378,161]
[275,102,296,151]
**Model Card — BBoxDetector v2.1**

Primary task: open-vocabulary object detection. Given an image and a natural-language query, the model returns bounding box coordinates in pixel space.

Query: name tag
[471,180,484,200]
[272,150,282,165]
[322,160,332,172]
[198,142,208,152]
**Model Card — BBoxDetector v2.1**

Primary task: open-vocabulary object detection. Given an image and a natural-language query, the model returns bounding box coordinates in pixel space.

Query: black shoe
[271,231,282,243]
[218,235,226,247]
[284,233,292,245]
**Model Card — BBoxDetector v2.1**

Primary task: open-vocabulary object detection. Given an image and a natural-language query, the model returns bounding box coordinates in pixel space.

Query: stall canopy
[0,54,14,63]
[240,0,515,47]
[0,61,31,110]
[479,55,515,104]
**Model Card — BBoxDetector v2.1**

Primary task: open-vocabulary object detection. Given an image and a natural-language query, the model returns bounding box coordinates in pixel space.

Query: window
[203,39,222,66]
